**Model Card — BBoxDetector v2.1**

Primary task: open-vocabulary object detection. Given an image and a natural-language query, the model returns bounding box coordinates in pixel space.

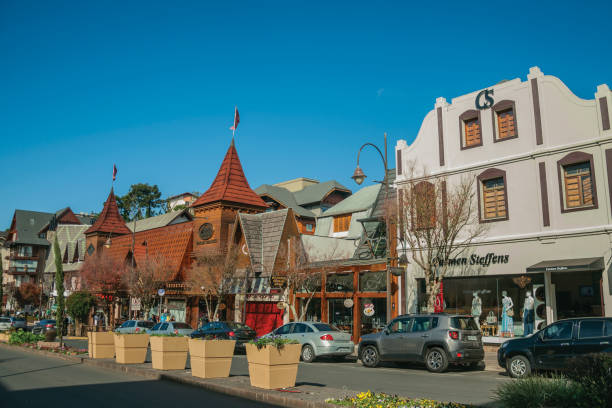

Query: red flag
[229,107,240,131]
[113,164,117,181]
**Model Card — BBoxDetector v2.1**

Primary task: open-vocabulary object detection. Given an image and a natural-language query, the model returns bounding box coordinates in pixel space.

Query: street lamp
[352,133,393,322]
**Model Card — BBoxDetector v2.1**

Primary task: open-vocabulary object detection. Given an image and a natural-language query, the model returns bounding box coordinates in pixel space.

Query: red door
[245,302,283,337]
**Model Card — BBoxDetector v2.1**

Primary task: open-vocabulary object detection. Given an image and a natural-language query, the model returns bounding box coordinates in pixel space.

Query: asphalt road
[0,347,276,408]
[64,339,508,405]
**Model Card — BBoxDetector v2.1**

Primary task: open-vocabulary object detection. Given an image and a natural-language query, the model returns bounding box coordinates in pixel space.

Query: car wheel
[301,344,315,363]
[360,345,380,368]
[507,355,531,379]
[425,347,449,373]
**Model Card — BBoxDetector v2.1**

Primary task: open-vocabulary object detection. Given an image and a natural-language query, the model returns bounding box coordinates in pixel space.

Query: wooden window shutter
[482,177,506,220]
[464,118,481,147]
[564,162,593,208]
[497,108,516,139]
[333,214,352,232]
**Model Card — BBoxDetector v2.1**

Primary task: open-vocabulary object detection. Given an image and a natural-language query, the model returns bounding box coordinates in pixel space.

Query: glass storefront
[328,298,353,333]
[299,297,321,322]
[552,270,602,319]
[327,273,353,292]
[360,297,386,336]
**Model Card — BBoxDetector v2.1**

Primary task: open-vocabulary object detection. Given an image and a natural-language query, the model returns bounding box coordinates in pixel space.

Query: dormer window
[492,100,518,142]
[459,110,482,149]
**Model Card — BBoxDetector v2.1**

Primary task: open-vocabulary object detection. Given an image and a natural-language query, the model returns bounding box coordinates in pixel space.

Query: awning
[526,257,604,273]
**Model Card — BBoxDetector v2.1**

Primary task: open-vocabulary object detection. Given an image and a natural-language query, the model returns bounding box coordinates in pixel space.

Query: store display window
[359,271,386,292]
[360,298,386,336]
[326,272,354,292]
[299,298,321,322]
[328,298,353,333]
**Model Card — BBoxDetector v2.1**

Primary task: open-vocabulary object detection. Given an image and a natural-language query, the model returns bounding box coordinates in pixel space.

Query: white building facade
[395,67,612,339]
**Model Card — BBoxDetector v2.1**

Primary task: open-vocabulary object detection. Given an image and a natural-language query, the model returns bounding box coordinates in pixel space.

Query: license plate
[467,335,477,341]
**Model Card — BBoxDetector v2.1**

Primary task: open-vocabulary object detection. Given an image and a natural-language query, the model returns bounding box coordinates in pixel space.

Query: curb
[0,342,334,408]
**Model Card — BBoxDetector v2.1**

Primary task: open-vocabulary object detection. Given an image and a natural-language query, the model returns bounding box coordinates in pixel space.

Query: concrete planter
[150,336,189,370]
[114,333,150,364]
[88,332,115,359]
[0,333,9,343]
[245,343,301,389]
[188,338,235,379]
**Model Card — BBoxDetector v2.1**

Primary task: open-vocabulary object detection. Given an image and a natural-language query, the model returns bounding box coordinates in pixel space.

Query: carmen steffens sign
[432,253,509,267]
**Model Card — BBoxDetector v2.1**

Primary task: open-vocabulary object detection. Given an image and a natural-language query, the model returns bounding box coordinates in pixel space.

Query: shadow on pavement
[0,362,81,379]
[0,377,277,408]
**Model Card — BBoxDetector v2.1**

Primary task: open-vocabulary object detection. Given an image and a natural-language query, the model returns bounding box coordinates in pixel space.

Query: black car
[190,321,257,351]
[498,317,612,378]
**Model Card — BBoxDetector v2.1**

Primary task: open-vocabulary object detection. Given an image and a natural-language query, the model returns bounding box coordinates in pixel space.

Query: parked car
[149,322,194,336]
[0,317,11,332]
[114,320,155,334]
[32,319,57,335]
[498,317,612,378]
[190,321,257,351]
[264,322,354,363]
[10,317,27,331]
[358,314,484,373]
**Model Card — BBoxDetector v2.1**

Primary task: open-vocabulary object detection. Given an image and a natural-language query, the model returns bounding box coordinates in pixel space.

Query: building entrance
[552,270,603,319]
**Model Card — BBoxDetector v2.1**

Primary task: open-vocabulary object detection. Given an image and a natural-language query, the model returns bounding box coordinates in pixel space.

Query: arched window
[492,100,518,142]
[477,168,508,222]
[459,110,483,149]
[557,151,598,212]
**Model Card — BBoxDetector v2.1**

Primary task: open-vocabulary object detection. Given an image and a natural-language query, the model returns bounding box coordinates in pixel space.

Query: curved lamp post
[351,133,392,322]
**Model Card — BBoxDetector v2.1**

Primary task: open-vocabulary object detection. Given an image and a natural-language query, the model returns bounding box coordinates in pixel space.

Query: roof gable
[84,188,131,236]
[127,209,193,233]
[318,184,381,217]
[11,210,54,246]
[294,180,351,206]
[255,184,316,218]
[192,140,267,209]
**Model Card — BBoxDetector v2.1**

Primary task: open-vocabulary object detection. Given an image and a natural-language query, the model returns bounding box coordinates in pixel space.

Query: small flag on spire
[229,106,240,132]
[113,164,117,181]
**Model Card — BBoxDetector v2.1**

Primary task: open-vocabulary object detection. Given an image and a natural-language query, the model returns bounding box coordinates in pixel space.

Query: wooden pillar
[352,268,360,342]
[321,271,328,322]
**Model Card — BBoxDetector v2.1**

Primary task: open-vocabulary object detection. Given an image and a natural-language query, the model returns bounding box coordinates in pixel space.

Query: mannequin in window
[523,291,535,336]
[500,291,514,337]
[471,291,482,329]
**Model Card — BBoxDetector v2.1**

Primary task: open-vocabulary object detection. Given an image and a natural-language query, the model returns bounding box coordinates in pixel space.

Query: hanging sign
[130,297,141,311]
[343,299,354,308]
[270,276,288,289]
[157,289,166,297]
[217,303,226,311]
[363,303,375,317]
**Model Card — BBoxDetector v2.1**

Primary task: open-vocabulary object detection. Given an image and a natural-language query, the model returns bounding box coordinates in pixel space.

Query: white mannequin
[471,291,482,328]
[523,291,534,311]
[523,291,535,335]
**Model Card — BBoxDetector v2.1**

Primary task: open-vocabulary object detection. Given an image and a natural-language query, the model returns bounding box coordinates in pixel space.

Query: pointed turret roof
[84,188,131,236]
[192,140,267,209]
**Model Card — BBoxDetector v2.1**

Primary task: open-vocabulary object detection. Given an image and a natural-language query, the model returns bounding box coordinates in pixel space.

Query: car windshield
[137,321,154,328]
[0,318,10,322]
[172,323,191,329]
[14,317,25,321]
[313,323,338,332]
[226,322,251,330]
[450,317,479,330]
[152,323,162,330]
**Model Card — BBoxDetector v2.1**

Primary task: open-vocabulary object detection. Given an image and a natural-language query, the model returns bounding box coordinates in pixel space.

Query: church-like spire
[192,141,267,209]
[84,188,131,235]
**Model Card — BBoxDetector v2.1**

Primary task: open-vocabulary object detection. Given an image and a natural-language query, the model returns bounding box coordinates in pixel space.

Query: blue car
[149,322,194,336]
[190,321,257,351]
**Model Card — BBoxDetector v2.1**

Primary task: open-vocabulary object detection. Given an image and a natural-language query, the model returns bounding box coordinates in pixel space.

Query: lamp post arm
[356,142,387,172]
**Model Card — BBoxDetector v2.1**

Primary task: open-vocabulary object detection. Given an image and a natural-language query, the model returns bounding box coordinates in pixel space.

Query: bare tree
[80,253,126,328]
[185,245,239,321]
[398,163,488,312]
[123,254,174,318]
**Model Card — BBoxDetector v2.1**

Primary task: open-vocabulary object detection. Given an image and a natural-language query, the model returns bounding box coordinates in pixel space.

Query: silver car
[149,322,193,336]
[267,322,354,363]
[115,320,155,334]
[10,317,27,331]
[0,317,11,332]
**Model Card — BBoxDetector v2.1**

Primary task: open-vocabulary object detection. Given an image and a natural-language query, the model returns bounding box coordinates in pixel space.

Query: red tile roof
[104,222,193,280]
[84,188,131,236]
[192,140,267,209]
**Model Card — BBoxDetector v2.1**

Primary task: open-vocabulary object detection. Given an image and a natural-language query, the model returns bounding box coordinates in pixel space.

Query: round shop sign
[217,303,226,311]
[276,301,287,310]
[363,303,375,317]
[158,289,165,297]
[343,299,354,308]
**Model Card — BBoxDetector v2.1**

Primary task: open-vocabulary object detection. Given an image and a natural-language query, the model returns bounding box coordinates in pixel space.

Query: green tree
[117,183,163,220]
[53,237,65,345]
[66,291,96,335]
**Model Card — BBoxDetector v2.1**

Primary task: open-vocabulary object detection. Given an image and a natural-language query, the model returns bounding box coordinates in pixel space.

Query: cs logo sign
[475,89,494,110]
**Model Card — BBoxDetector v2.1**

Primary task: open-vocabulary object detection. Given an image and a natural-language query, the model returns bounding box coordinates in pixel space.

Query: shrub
[9,330,45,345]
[249,335,299,350]
[494,376,584,408]
[565,353,612,408]
[328,391,474,408]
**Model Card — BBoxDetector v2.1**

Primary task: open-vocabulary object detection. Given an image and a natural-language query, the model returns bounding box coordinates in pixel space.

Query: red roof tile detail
[192,140,267,209]
[104,223,193,280]
[84,188,131,236]
[58,208,81,225]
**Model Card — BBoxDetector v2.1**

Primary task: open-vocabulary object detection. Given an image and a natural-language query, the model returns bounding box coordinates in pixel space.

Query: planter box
[150,336,189,370]
[0,333,9,343]
[188,339,235,379]
[88,331,115,359]
[37,341,60,349]
[114,333,150,364]
[245,343,301,389]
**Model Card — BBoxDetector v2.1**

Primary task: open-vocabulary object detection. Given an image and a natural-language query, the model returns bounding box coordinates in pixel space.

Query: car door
[379,317,413,360]
[533,320,575,370]
[403,316,432,360]
[289,323,310,345]
[273,323,294,339]
[572,319,610,357]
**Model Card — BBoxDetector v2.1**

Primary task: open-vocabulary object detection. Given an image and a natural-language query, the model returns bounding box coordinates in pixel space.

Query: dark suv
[498,317,612,378]
[358,314,484,373]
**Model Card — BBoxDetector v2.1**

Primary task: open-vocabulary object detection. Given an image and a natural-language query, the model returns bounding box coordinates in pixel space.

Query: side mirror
[537,331,544,341]
[384,328,390,335]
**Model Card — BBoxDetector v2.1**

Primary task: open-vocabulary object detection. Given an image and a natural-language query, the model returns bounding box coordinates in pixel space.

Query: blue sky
[1,1,611,228]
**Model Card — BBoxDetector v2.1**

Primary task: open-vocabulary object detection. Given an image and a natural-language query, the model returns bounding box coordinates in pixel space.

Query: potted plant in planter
[114,329,150,364]
[87,331,115,358]
[150,332,189,370]
[188,335,235,378]
[245,336,301,389]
